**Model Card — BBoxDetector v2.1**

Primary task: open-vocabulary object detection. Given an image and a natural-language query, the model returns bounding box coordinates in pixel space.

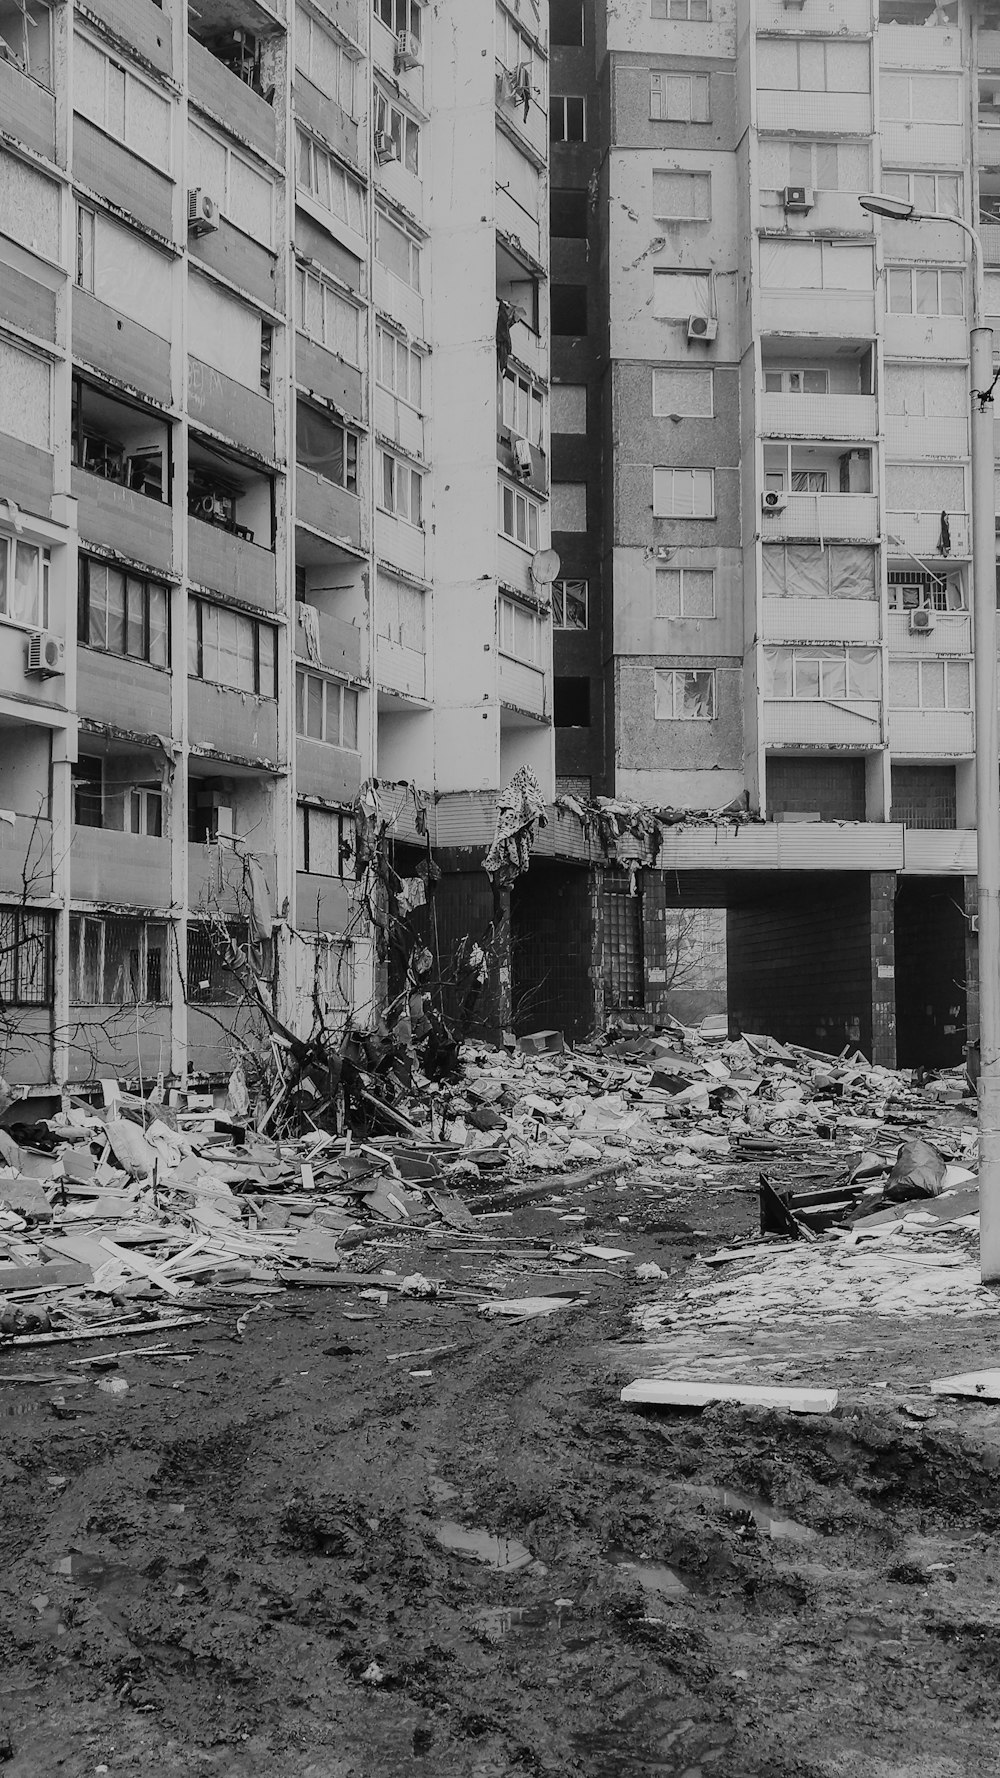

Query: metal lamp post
[860,194,1000,1281]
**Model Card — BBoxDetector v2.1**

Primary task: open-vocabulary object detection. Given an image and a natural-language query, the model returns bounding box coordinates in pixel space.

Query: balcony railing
[887,709,974,755]
[760,392,877,438]
[761,598,880,643]
[760,492,879,541]
[886,510,970,558]
[756,90,872,132]
[878,21,962,66]
[762,699,883,746]
[886,611,971,655]
[884,415,968,459]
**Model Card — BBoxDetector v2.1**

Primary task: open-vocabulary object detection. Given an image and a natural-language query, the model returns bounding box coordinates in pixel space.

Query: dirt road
[3,1174,1000,1777]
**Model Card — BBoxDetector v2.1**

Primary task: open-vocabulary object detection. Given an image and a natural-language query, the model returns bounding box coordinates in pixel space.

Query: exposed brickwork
[766,757,866,822]
[890,765,957,830]
[510,865,598,1039]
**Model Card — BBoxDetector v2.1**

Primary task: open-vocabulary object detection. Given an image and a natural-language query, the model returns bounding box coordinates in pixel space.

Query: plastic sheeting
[762,543,877,600]
[762,646,880,701]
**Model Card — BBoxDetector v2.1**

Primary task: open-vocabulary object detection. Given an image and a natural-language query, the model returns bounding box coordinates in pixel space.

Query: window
[550,189,588,239]
[889,658,971,710]
[501,369,544,444]
[653,170,711,220]
[766,467,828,494]
[759,240,873,291]
[73,757,104,829]
[0,336,51,450]
[296,407,359,491]
[379,450,423,525]
[296,5,357,114]
[295,267,361,366]
[654,665,718,721]
[498,479,541,549]
[496,5,540,102]
[650,71,710,120]
[78,559,170,667]
[887,265,964,317]
[75,34,171,169]
[296,804,353,877]
[653,268,712,319]
[551,284,588,335]
[763,544,877,600]
[376,325,423,406]
[656,567,715,618]
[550,0,584,44]
[295,670,360,748]
[881,71,961,124]
[550,96,586,141]
[375,89,420,173]
[70,914,167,1006]
[188,599,277,696]
[375,0,422,36]
[887,570,963,612]
[0,0,52,86]
[602,879,643,1009]
[757,39,870,94]
[0,908,53,1007]
[553,578,588,629]
[552,482,587,530]
[554,676,591,725]
[652,367,713,416]
[499,596,542,665]
[76,205,95,291]
[653,467,715,517]
[375,206,422,289]
[296,129,366,234]
[762,645,879,700]
[551,385,587,433]
[763,367,829,395]
[652,0,709,16]
[0,535,50,629]
[189,124,274,244]
[129,785,163,837]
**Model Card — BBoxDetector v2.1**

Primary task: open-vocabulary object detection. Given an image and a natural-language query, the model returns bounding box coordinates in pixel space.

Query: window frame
[653,667,717,719]
[78,555,170,668]
[295,264,362,367]
[886,263,965,317]
[650,69,710,120]
[295,668,360,749]
[497,477,541,550]
[375,0,422,38]
[651,0,710,19]
[652,168,712,221]
[69,912,167,1007]
[295,127,367,235]
[0,534,51,631]
[0,0,53,87]
[498,594,543,665]
[656,565,716,619]
[374,205,422,290]
[0,907,54,1007]
[549,95,587,142]
[500,368,544,444]
[296,405,360,493]
[296,803,354,877]
[652,466,716,518]
[376,323,423,408]
[76,31,172,172]
[296,7,357,115]
[374,86,421,173]
[889,655,971,711]
[552,577,588,629]
[187,598,278,697]
[378,448,424,526]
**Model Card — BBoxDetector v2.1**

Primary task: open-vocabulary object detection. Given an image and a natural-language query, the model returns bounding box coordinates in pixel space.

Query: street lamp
[860,194,1000,1280]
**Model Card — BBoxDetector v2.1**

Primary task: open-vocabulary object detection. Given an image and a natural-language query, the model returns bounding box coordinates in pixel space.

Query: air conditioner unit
[187,188,219,237]
[394,29,421,69]
[374,129,399,164]
[909,606,935,633]
[783,185,814,213]
[762,490,786,513]
[26,631,65,677]
[512,436,533,479]
[687,314,718,342]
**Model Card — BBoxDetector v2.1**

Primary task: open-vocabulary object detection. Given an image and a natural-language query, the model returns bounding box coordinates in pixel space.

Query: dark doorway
[894,876,967,1067]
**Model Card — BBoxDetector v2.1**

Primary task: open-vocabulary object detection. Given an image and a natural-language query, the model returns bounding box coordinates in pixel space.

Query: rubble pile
[0,1022,981,1347]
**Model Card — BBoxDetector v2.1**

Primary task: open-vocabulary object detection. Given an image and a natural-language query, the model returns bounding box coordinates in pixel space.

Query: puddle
[434,1521,538,1572]
[681,1484,818,1544]
[473,1600,574,1640]
[607,1547,690,1598]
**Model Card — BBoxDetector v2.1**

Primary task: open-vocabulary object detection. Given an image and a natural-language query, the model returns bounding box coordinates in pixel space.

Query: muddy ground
[3,1170,1000,1778]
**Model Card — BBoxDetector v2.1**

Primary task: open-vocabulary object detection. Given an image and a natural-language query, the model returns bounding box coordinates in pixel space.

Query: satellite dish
[530,548,560,589]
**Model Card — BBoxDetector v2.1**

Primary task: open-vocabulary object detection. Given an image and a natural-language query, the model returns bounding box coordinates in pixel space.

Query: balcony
[878,22,962,65]
[886,611,971,654]
[295,604,364,677]
[187,680,280,764]
[888,710,974,754]
[499,655,546,717]
[761,598,880,643]
[887,510,970,557]
[0,433,53,522]
[884,415,968,459]
[377,637,426,700]
[296,736,363,803]
[758,188,873,234]
[756,91,872,133]
[72,469,173,574]
[903,828,976,871]
[762,699,883,746]
[71,830,172,910]
[374,385,423,459]
[73,292,171,408]
[73,119,173,240]
[187,357,275,460]
[83,0,174,78]
[759,287,876,337]
[77,650,172,736]
[297,337,365,428]
[760,393,877,439]
[295,468,363,551]
[0,56,55,160]
[374,510,425,580]
[188,519,277,612]
[188,35,277,161]
[66,1009,170,1086]
[757,0,872,30]
[883,119,964,165]
[295,873,353,935]
[0,816,52,899]
[188,844,278,917]
[760,492,879,541]
[294,77,359,166]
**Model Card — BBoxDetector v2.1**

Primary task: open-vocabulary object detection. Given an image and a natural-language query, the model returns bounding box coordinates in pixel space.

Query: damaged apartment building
[547,0,1000,1067]
[0,0,566,1096]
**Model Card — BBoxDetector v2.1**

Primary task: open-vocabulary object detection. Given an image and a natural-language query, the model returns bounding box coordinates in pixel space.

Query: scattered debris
[621,1379,839,1415]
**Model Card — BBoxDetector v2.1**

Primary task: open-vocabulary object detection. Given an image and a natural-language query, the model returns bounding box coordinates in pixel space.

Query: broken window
[374,88,420,171]
[552,579,589,629]
[378,450,423,525]
[550,189,588,239]
[502,370,545,444]
[296,407,359,493]
[296,805,353,877]
[554,676,591,726]
[72,378,170,502]
[654,668,716,719]
[551,0,585,43]
[72,756,104,829]
[0,0,52,85]
[69,914,167,1006]
[551,284,588,336]
[186,920,270,1003]
[0,908,53,1007]
[0,535,50,629]
[550,96,586,142]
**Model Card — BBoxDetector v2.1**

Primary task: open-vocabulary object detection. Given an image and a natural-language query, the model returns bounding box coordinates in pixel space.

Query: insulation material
[762,544,877,601]
[761,646,880,700]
